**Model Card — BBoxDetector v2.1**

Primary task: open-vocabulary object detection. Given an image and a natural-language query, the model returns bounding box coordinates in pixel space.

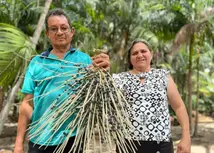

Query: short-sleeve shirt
[22,47,92,145]
[113,68,171,142]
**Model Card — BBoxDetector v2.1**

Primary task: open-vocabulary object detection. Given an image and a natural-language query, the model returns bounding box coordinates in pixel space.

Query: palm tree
[169,5,214,134]
[136,0,214,134]
[0,0,52,134]
[0,23,36,134]
[60,0,155,72]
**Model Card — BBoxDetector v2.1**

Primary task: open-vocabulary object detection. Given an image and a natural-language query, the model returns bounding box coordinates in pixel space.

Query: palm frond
[0,23,37,90]
[131,26,159,51]
[170,23,195,54]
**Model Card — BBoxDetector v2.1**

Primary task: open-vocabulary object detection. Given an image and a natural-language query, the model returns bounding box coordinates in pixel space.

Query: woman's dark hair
[127,39,153,69]
[45,9,72,30]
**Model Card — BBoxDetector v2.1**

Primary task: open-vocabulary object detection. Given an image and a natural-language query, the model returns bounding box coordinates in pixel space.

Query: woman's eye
[141,49,148,53]
[132,52,138,55]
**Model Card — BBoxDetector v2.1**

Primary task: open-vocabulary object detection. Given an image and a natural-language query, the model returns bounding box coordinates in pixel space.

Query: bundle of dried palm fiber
[28,65,136,153]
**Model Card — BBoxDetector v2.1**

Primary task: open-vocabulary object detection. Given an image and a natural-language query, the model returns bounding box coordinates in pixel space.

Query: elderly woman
[113,39,191,153]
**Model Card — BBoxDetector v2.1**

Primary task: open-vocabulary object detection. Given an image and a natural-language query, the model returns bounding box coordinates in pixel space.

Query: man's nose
[56,28,63,34]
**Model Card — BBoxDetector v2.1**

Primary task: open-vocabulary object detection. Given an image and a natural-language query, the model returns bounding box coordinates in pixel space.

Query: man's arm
[14,94,33,153]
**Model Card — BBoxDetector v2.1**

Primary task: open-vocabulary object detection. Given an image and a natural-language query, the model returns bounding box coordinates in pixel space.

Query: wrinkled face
[46,15,74,47]
[130,42,152,71]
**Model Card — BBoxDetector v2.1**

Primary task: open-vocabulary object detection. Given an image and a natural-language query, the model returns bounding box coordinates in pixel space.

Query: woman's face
[130,42,152,71]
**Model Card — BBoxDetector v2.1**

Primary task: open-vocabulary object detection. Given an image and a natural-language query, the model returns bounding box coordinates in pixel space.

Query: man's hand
[14,148,24,153]
[14,142,24,153]
[91,53,110,70]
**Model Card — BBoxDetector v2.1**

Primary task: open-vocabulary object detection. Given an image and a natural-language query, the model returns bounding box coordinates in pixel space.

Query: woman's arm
[167,75,191,153]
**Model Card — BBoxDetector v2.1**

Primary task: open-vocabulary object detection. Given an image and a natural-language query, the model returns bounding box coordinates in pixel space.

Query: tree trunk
[117,31,129,72]
[10,0,16,25]
[193,48,200,137]
[187,34,194,134]
[0,76,23,134]
[32,0,53,49]
[0,88,4,112]
[37,0,40,7]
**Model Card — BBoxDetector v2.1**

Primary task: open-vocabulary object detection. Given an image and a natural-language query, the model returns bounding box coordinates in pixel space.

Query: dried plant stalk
[28,64,136,153]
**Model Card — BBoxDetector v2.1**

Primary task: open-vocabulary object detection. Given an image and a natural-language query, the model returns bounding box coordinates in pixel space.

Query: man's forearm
[15,100,33,149]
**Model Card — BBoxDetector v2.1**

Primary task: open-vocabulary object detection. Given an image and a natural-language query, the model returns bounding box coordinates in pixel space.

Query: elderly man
[14,9,109,153]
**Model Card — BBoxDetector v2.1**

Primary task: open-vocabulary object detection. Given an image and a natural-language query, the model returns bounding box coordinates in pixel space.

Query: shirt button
[156,151,160,153]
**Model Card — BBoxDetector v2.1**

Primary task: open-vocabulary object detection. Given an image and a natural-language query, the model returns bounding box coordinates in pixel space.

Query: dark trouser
[28,136,83,153]
[116,139,174,153]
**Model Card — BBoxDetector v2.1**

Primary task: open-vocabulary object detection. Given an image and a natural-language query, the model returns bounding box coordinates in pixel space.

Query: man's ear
[70,27,75,37]
[45,30,50,39]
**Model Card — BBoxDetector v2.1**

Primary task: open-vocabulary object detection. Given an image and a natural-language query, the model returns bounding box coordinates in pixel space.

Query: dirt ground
[0,114,214,153]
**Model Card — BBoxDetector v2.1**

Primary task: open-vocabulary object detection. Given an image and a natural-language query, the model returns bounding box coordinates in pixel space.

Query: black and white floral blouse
[113,68,171,142]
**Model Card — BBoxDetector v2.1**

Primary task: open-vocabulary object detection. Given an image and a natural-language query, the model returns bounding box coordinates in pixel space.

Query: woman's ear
[151,51,153,60]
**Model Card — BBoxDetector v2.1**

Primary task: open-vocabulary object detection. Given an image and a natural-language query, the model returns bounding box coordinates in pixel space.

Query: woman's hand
[176,135,191,153]
[91,53,110,70]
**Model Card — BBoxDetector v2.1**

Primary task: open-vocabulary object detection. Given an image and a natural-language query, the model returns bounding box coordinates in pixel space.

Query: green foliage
[16,90,25,102]
[0,23,36,90]
[0,0,214,116]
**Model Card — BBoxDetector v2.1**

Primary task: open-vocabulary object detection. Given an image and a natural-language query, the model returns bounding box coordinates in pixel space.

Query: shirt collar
[41,46,76,57]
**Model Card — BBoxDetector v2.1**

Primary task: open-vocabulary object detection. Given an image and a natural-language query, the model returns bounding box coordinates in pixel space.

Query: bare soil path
[1,114,214,153]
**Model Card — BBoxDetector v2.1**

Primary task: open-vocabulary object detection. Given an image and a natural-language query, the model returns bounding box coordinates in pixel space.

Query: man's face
[46,15,74,47]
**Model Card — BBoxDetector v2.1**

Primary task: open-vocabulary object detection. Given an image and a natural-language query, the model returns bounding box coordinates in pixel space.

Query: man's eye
[61,27,67,30]
[50,28,57,32]
[61,27,68,31]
